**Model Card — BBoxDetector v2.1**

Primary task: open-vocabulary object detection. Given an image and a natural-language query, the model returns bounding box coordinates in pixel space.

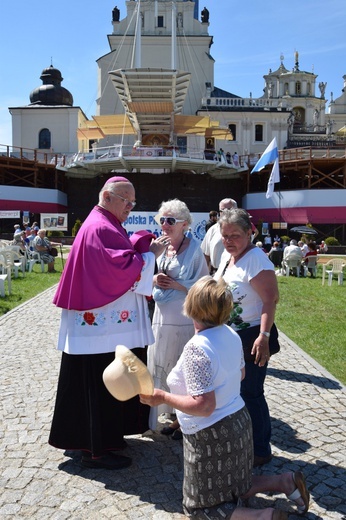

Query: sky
[1,0,346,146]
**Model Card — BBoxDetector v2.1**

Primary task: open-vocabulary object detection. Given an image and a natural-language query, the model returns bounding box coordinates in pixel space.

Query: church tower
[10,64,86,154]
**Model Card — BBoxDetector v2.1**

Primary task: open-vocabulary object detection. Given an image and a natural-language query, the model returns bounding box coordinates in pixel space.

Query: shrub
[47,230,64,237]
[325,236,340,246]
[280,235,290,244]
[72,219,83,237]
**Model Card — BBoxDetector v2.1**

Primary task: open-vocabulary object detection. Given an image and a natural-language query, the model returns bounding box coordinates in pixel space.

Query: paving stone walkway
[0,286,345,519]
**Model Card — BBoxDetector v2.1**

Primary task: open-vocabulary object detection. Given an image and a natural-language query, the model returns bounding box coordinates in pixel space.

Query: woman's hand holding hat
[103,345,154,401]
[140,388,166,407]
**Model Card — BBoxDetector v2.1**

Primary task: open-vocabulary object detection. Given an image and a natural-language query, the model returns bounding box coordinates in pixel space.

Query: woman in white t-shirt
[214,208,279,468]
[140,277,309,519]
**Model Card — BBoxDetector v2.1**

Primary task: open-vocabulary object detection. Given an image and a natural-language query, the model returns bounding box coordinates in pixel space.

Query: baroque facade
[4,0,346,237]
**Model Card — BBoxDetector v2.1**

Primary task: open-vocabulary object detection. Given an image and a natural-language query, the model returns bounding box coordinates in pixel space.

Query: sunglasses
[159,217,185,226]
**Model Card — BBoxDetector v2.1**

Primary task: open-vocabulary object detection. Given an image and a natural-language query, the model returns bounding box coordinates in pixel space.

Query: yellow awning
[336,125,346,135]
[77,127,105,140]
[76,113,231,140]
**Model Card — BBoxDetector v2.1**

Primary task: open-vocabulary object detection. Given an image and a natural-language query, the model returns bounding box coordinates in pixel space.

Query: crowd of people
[262,237,325,278]
[10,221,60,272]
[46,181,311,518]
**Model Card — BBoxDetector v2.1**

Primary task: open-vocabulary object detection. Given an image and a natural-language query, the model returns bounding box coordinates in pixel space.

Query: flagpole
[278,185,282,229]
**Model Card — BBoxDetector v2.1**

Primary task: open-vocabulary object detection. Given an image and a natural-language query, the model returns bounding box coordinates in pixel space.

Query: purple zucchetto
[104,176,131,187]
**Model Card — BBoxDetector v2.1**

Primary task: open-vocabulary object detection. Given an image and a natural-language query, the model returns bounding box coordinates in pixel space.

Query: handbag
[50,247,58,257]
[236,323,280,363]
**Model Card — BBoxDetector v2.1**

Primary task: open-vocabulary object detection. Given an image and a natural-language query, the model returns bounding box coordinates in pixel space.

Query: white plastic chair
[1,250,26,278]
[303,256,318,278]
[322,258,345,286]
[0,256,11,296]
[284,258,301,277]
[25,248,45,273]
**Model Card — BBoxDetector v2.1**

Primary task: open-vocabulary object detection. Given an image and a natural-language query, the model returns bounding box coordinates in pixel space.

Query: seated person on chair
[298,240,309,258]
[11,230,26,253]
[268,241,283,267]
[281,239,303,274]
[302,242,318,277]
[317,240,328,254]
[33,229,59,273]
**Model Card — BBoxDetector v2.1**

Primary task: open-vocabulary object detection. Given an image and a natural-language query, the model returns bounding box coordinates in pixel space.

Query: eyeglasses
[159,217,185,226]
[110,192,136,208]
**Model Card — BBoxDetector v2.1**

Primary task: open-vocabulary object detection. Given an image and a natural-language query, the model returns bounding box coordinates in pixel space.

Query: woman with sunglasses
[148,199,208,437]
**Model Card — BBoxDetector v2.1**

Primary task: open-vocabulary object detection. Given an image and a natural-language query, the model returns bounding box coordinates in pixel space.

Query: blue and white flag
[251,137,280,198]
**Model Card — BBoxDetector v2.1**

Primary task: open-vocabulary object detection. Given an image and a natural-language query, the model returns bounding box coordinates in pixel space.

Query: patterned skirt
[182,407,253,518]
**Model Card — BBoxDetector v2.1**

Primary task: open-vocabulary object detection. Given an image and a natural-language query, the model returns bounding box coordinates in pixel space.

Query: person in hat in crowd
[140,276,310,519]
[13,224,22,236]
[147,199,208,439]
[214,209,279,468]
[49,176,168,470]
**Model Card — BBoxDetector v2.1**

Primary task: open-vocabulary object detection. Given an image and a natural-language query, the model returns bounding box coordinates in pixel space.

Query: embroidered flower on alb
[112,309,137,324]
[75,311,106,326]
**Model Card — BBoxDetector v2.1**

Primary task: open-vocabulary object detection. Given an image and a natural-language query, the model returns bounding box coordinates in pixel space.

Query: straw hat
[103,345,154,401]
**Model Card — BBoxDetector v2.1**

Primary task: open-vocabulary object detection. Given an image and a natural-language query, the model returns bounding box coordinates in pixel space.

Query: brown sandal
[287,471,310,515]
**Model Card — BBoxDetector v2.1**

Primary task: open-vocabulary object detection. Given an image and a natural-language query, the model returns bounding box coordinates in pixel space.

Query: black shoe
[253,454,273,467]
[81,453,131,470]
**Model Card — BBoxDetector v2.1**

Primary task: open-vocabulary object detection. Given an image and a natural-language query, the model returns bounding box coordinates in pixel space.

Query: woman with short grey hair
[215,208,280,467]
[148,198,208,436]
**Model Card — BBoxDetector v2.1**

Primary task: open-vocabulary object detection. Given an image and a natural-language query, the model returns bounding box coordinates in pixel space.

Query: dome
[29,65,73,106]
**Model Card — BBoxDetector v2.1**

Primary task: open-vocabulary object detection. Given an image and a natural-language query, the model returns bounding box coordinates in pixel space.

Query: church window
[228,124,236,141]
[295,82,301,95]
[177,136,187,154]
[255,125,263,142]
[39,128,51,149]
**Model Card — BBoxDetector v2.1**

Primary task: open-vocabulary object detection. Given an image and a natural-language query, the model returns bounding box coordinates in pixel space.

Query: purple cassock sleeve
[53,206,144,311]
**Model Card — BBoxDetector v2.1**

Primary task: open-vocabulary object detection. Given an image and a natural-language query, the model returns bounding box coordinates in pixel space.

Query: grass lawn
[275,265,346,385]
[1,260,345,385]
[0,257,63,316]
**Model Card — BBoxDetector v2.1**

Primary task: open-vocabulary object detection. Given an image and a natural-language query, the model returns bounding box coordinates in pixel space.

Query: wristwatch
[260,331,270,338]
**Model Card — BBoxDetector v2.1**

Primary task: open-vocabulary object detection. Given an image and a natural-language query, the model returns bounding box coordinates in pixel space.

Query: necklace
[159,236,185,274]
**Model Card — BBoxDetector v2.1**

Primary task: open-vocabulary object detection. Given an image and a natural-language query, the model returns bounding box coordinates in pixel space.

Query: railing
[63,144,242,169]
[201,96,291,110]
[0,144,62,166]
